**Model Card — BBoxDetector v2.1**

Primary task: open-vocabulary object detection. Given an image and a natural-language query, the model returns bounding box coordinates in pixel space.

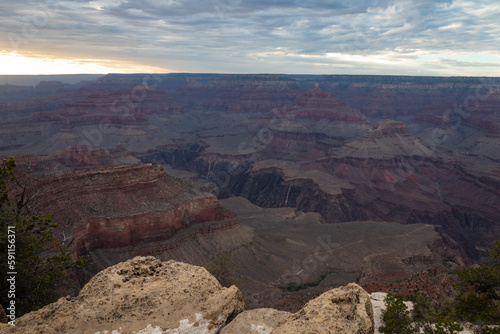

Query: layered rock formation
[313,155,500,255]
[307,75,489,119]
[52,88,182,120]
[0,85,183,154]
[268,86,371,153]
[291,86,367,121]
[2,257,374,334]
[229,160,362,223]
[19,163,244,279]
[175,74,300,112]
[335,120,432,158]
[219,197,468,312]
[15,144,139,172]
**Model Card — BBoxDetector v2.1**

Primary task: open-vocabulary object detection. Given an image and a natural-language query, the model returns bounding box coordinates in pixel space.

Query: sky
[1,0,500,76]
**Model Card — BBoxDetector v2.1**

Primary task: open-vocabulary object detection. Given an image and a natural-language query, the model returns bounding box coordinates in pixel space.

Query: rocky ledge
[2,256,374,334]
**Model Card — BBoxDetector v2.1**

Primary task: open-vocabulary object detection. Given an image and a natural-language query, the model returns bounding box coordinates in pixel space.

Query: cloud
[0,0,499,75]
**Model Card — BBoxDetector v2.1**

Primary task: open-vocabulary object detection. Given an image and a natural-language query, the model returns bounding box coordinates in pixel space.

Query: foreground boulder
[5,256,245,334]
[221,308,291,333]
[3,257,374,334]
[221,283,374,334]
[274,283,374,333]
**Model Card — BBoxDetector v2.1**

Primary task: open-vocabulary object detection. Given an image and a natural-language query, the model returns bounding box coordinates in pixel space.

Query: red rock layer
[367,120,411,138]
[21,164,239,256]
[288,87,367,122]
[175,74,300,112]
[31,88,182,127]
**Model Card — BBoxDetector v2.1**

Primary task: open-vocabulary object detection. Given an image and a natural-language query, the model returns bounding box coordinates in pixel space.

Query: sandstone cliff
[269,86,371,143]
[336,120,433,158]
[19,164,246,280]
[175,74,300,112]
[1,257,374,334]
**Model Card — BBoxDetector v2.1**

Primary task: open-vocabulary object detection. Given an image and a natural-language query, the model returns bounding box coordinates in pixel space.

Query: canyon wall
[20,163,243,280]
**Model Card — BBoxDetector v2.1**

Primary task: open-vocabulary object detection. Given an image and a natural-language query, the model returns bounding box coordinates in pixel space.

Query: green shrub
[0,157,85,316]
[380,293,418,334]
[454,242,500,324]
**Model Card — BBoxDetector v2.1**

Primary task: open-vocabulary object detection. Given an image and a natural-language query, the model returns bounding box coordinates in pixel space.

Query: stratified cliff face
[270,86,371,138]
[291,86,366,121]
[0,85,183,154]
[31,88,182,128]
[229,163,364,223]
[14,144,140,172]
[21,164,242,278]
[257,86,372,161]
[308,75,487,118]
[334,120,430,158]
[175,74,300,112]
[315,155,500,255]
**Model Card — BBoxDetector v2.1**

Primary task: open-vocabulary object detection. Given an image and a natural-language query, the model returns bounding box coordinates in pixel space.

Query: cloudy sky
[1,0,500,75]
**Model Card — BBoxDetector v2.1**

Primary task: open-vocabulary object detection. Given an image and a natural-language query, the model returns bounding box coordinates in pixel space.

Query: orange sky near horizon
[0,52,170,75]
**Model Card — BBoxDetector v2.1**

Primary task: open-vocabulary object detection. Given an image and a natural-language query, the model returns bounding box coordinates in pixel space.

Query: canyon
[1,73,500,312]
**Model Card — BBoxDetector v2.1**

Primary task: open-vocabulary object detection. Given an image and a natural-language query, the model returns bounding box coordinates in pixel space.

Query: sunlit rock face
[4,257,374,334]
[3,257,246,334]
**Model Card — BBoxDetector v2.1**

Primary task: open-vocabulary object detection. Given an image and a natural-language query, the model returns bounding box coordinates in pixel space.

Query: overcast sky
[1,0,500,75]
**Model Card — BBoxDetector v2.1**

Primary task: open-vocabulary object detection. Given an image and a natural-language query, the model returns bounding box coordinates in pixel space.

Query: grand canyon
[1,73,500,330]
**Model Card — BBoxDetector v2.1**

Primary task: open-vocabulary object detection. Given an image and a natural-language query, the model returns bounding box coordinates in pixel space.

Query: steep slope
[270,86,371,138]
[220,197,468,311]
[20,163,247,279]
[336,120,433,158]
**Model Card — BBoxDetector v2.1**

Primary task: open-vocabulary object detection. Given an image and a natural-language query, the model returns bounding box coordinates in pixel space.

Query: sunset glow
[0,53,169,75]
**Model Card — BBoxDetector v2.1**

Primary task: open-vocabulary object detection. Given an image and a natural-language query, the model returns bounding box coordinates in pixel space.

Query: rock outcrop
[18,163,244,280]
[274,283,374,334]
[3,257,245,334]
[222,283,374,334]
[220,308,291,334]
[2,257,374,334]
